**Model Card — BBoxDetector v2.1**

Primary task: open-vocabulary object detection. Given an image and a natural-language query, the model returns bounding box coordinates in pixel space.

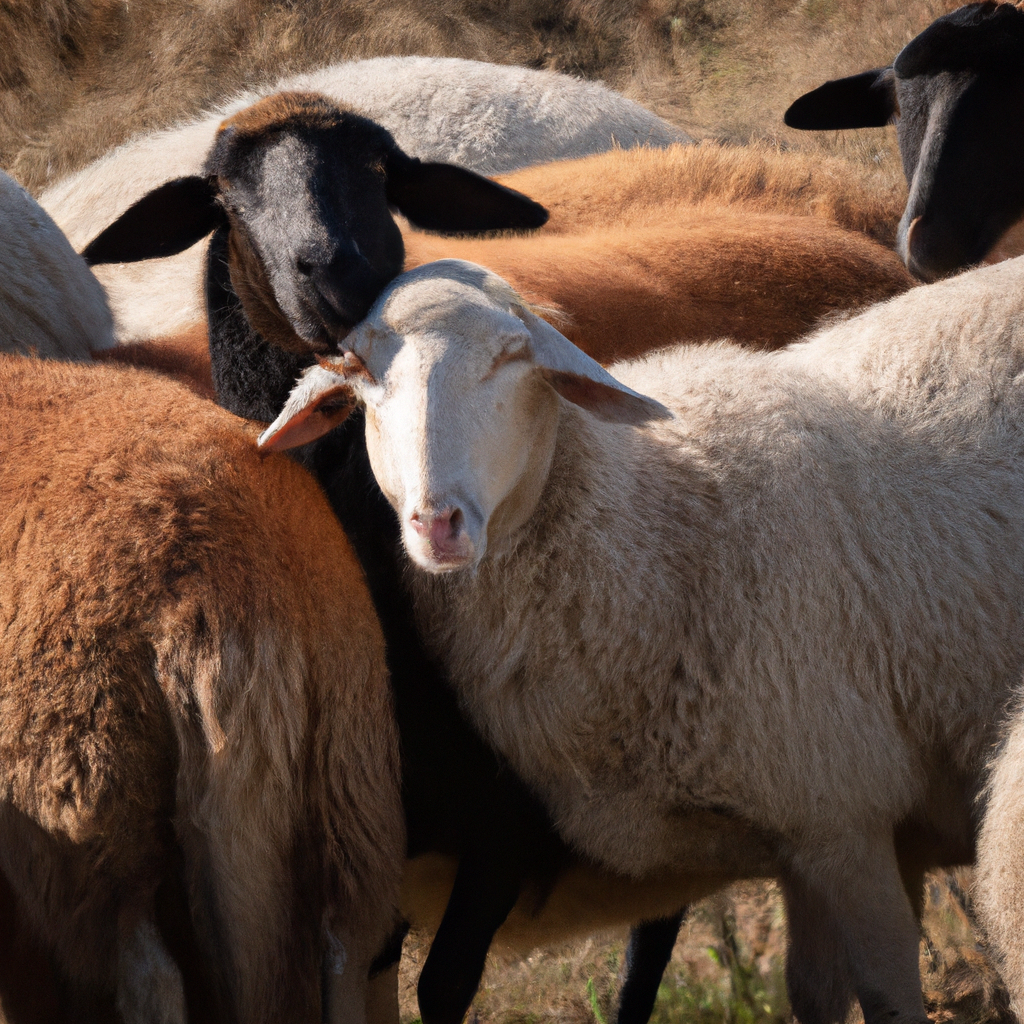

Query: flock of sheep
[2,2,1024,1024]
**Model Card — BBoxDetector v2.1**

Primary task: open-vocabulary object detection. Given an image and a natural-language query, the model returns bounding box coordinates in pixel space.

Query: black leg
[616,910,687,1024]
[416,850,523,1024]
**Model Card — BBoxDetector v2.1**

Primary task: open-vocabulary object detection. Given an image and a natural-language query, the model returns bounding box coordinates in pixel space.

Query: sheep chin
[405,534,480,574]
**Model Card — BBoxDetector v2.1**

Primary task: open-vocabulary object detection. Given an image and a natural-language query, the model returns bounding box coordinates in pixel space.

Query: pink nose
[409,507,465,552]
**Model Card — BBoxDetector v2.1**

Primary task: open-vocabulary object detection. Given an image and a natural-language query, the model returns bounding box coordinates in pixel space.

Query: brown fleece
[216,91,351,142]
[497,142,907,246]
[404,211,914,360]
[92,324,215,400]
[0,355,402,1022]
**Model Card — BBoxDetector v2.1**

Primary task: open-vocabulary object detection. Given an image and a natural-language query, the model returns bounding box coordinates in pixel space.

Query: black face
[213,115,405,349]
[83,92,548,355]
[893,4,1024,280]
[784,2,1024,282]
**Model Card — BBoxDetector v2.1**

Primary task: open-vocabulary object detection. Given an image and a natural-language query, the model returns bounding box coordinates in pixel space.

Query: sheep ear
[513,305,671,426]
[385,150,548,235]
[83,176,226,265]
[258,364,355,452]
[784,68,897,130]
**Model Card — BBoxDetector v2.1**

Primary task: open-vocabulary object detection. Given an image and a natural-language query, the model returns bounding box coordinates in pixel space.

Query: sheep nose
[903,214,979,284]
[297,249,386,332]
[409,507,465,550]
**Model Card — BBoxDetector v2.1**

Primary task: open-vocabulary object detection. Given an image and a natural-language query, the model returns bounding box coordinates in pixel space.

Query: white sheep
[262,255,1024,1024]
[40,56,687,342]
[0,168,114,359]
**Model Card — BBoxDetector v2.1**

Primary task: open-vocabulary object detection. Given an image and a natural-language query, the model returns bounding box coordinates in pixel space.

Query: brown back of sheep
[0,355,402,1023]
[497,143,907,245]
[404,211,914,360]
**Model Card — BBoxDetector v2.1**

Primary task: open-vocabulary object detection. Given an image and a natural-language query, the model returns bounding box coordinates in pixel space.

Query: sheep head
[260,259,668,571]
[784,2,1024,281]
[83,93,549,354]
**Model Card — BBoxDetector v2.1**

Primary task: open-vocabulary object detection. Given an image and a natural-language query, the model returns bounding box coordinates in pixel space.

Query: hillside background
[2,2,1006,1022]
[4,0,958,191]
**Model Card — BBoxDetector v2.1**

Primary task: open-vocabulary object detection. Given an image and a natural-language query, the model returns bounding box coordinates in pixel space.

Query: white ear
[258,362,354,451]
[513,305,671,425]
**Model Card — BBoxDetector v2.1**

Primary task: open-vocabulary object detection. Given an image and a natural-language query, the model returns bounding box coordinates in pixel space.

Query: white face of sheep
[260,260,668,572]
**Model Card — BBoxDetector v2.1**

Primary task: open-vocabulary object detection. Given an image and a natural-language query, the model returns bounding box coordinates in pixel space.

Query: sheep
[40,56,685,342]
[90,325,216,401]
[496,142,906,245]
[83,95,913,363]
[58,134,909,350]
[0,168,113,360]
[261,255,1024,1024]
[976,698,1024,1020]
[81,90,719,1024]
[81,88,928,1023]
[783,1,1024,281]
[402,214,914,358]
[0,354,403,1023]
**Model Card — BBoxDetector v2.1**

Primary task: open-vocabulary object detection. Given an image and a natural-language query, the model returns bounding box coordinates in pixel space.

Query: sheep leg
[115,916,186,1024]
[976,707,1024,1021]
[363,921,409,1024]
[616,909,687,1024]
[415,849,523,1024]
[784,836,928,1024]
[782,873,857,1024]
[365,962,401,1024]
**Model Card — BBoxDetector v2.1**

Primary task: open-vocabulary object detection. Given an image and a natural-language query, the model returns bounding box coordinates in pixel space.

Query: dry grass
[394,872,1013,1024]
[3,0,962,192]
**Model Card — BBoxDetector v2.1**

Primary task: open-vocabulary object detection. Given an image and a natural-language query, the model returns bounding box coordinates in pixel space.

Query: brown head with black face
[784,2,1024,282]
[83,91,549,353]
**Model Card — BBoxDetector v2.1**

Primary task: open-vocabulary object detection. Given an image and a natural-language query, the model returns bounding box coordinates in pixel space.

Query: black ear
[83,176,226,265]
[784,68,897,130]
[385,152,548,236]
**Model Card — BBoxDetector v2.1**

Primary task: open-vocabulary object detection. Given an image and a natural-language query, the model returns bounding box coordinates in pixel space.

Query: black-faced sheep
[0,168,113,360]
[0,355,403,1023]
[83,96,914,363]
[41,57,683,342]
[784,1,1024,281]
[263,255,1024,1024]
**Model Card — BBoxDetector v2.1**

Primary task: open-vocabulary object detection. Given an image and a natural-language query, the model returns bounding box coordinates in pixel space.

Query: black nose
[307,261,387,330]
[904,214,988,282]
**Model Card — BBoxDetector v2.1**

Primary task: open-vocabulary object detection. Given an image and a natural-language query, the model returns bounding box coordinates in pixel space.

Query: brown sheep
[495,142,907,246]
[90,325,216,400]
[403,211,914,359]
[0,355,403,1023]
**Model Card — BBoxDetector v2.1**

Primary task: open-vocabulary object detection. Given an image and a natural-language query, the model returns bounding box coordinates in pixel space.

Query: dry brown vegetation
[3,0,959,192]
